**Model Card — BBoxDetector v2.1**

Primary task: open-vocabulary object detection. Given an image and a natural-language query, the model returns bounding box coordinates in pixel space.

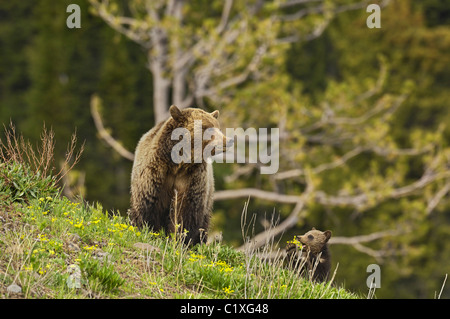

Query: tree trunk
[148,23,170,124]
[151,62,170,124]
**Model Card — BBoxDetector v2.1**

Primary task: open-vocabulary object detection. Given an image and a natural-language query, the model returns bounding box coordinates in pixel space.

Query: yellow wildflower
[38,234,49,242]
[222,286,234,294]
[287,236,303,249]
[83,244,98,251]
[188,253,206,262]
[90,218,101,224]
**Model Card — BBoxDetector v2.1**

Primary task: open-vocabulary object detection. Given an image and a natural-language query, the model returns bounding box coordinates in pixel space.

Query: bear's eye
[308,235,314,240]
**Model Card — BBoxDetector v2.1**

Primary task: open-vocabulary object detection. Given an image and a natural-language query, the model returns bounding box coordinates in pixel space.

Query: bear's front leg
[172,183,211,246]
[129,166,166,231]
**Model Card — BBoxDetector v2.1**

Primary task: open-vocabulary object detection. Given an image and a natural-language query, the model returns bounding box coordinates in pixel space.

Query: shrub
[0,161,58,203]
[0,123,83,204]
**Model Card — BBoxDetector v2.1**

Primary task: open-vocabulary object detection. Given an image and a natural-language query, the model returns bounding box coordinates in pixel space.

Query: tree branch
[236,172,315,252]
[90,95,135,161]
[279,0,323,8]
[273,146,365,181]
[329,229,401,245]
[273,143,433,182]
[215,169,450,211]
[276,0,389,43]
[214,188,300,204]
[89,0,151,47]
[279,0,374,22]
[426,182,450,215]
[217,0,234,34]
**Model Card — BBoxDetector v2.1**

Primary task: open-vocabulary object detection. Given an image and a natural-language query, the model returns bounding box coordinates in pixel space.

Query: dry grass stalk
[0,122,84,185]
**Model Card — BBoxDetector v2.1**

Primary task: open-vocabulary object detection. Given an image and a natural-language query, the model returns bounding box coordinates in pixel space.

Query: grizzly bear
[129,105,232,245]
[285,228,332,282]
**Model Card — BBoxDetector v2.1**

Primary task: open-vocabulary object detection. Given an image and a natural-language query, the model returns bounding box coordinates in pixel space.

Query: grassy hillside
[0,148,360,299]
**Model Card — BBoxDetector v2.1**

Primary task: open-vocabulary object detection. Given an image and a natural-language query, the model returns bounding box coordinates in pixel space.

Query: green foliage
[80,257,125,293]
[0,162,58,204]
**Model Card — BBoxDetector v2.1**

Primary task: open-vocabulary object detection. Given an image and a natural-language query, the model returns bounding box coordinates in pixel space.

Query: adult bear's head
[169,105,233,164]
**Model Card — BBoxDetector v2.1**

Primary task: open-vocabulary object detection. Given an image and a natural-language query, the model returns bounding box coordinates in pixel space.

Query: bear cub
[285,228,332,282]
[129,105,232,245]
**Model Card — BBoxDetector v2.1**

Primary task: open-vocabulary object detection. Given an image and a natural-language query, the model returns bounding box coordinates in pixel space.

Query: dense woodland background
[1,0,449,298]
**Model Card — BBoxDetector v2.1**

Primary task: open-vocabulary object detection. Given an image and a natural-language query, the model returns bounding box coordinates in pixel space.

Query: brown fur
[128,105,231,245]
[285,228,332,282]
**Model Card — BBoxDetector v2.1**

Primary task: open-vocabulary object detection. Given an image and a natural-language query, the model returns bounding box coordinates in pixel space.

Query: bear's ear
[323,230,332,242]
[211,110,219,119]
[170,105,183,122]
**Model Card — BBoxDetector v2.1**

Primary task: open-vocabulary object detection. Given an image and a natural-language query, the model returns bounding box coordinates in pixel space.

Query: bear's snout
[298,235,306,245]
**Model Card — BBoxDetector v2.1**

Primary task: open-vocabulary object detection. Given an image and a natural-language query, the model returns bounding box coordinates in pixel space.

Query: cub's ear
[170,105,183,121]
[323,230,332,242]
[211,110,219,119]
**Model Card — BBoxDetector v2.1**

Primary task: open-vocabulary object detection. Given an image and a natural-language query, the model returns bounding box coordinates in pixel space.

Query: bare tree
[89,0,377,124]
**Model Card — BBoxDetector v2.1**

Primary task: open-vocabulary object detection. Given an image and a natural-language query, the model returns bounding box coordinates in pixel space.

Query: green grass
[0,161,361,299]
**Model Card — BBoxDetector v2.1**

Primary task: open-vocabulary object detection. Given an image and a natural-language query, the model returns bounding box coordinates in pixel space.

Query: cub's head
[169,105,233,163]
[296,228,332,255]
